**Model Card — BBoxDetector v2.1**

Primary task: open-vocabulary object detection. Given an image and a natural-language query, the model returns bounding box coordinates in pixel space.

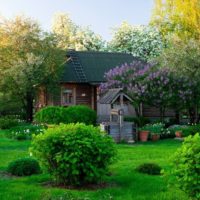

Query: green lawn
[0,130,188,200]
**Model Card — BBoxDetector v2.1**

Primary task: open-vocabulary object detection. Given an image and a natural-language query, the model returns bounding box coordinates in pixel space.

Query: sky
[0,0,154,41]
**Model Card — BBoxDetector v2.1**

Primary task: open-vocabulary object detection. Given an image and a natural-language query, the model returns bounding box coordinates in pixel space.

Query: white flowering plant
[140,123,165,135]
[7,124,46,140]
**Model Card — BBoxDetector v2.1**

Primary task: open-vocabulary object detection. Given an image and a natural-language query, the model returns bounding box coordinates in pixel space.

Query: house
[36,50,175,120]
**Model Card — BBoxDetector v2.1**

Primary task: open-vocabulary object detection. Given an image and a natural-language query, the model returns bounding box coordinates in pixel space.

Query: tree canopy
[151,0,200,40]
[52,12,106,51]
[0,15,64,121]
[108,22,164,61]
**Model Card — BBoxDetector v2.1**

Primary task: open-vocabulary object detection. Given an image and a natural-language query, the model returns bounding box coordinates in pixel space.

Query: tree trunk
[25,92,34,122]
[188,107,195,124]
[135,105,143,118]
[160,107,165,123]
[175,110,180,124]
[195,104,199,123]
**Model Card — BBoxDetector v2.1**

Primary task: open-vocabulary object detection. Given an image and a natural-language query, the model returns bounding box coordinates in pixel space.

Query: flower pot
[139,130,149,142]
[175,131,182,138]
[151,134,160,141]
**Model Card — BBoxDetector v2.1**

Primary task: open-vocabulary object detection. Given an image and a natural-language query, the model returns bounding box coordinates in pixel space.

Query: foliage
[159,39,200,79]
[52,12,105,51]
[164,123,200,138]
[150,123,165,135]
[7,157,40,176]
[65,105,97,125]
[100,61,152,116]
[0,116,19,129]
[101,59,194,121]
[139,123,164,135]
[34,105,96,125]
[164,118,178,128]
[0,92,23,116]
[167,125,187,135]
[157,38,200,123]
[0,131,188,200]
[0,15,64,122]
[7,124,46,140]
[171,134,200,199]
[108,22,164,61]
[124,116,150,127]
[160,127,175,139]
[136,163,162,175]
[151,0,200,40]
[30,123,116,186]
[34,106,68,124]
[181,124,200,137]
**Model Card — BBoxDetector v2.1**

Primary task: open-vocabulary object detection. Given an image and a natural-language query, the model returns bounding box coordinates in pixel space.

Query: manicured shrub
[34,105,97,125]
[34,106,68,124]
[7,124,46,140]
[171,134,200,199]
[0,116,19,129]
[136,163,162,175]
[7,157,41,176]
[30,123,116,186]
[65,105,97,125]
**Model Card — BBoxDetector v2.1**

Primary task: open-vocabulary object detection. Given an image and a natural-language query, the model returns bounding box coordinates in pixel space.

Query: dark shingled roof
[99,88,133,104]
[60,50,137,83]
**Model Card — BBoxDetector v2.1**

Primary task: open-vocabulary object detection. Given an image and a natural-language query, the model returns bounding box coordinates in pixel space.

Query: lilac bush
[101,61,194,121]
[100,61,152,116]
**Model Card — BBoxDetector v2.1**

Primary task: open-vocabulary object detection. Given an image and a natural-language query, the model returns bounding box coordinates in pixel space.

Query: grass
[0,130,188,200]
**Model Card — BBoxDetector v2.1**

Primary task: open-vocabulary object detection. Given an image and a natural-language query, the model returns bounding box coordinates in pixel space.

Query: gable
[99,88,133,104]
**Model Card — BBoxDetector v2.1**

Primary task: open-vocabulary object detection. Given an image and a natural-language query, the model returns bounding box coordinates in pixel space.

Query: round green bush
[65,105,97,125]
[34,106,68,124]
[172,133,200,199]
[34,105,96,125]
[7,158,41,176]
[136,163,162,175]
[30,123,116,186]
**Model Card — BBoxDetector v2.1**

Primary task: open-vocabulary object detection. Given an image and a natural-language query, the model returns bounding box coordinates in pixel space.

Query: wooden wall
[75,84,92,106]
[142,104,175,118]
[36,83,97,110]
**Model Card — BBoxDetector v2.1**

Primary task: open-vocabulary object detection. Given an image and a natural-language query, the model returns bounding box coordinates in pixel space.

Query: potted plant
[175,130,182,138]
[168,125,186,138]
[151,132,160,141]
[139,125,150,142]
[149,123,164,141]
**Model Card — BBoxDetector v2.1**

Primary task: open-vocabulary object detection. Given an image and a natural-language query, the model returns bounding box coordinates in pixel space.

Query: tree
[52,12,105,51]
[108,22,164,61]
[157,38,200,122]
[0,16,64,121]
[51,12,77,50]
[151,0,200,40]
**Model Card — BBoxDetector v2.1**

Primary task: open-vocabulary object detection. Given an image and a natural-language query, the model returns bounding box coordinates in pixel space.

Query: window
[62,89,74,105]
